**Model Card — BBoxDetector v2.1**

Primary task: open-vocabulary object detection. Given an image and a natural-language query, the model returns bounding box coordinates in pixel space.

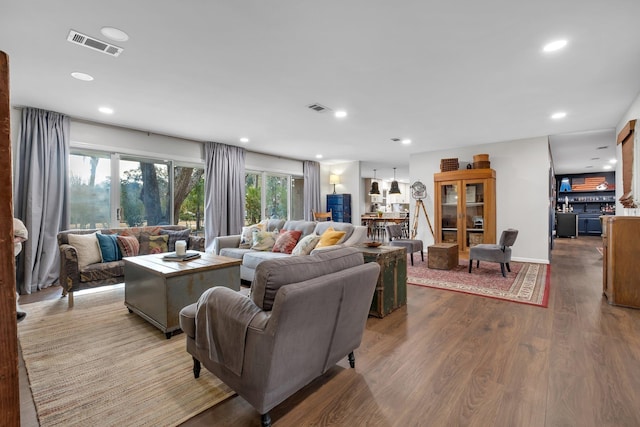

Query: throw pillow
[239,225,262,249]
[272,230,302,254]
[68,232,103,268]
[139,234,169,255]
[159,228,191,252]
[291,233,320,256]
[251,230,277,251]
[315,227,346,248]
[116,235,140,257]
[96,233,122,262]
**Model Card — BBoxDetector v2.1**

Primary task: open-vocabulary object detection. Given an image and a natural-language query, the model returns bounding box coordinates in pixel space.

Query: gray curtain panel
[15,108,70,294]
[303,160,321,221]
[204,142,245,252]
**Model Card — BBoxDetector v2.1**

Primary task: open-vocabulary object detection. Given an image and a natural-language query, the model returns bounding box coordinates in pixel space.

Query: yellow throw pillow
[315,227,346,248]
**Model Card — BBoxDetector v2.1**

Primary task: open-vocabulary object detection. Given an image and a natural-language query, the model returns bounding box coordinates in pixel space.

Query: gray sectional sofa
[211,219,367,282]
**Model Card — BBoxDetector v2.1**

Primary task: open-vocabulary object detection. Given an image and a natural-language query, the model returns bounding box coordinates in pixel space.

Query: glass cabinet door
[440,183,459,244]
[465,181,485,248]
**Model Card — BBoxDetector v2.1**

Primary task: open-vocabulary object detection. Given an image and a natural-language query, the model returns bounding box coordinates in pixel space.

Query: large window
[119,158,170,226]
[174,166,205,234]
[69,150,201,229]
[69,151,111,229]
[245,171,303,224]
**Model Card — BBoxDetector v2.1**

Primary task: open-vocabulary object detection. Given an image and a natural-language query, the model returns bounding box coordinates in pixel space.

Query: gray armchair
[468,228,519,277]
[179,247,380,427]
[386,224,423,265]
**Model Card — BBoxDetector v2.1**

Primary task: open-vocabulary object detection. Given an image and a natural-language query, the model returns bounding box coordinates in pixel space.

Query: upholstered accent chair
[385,224,423,265]
[179,247,379,427]
[468,228,519,277]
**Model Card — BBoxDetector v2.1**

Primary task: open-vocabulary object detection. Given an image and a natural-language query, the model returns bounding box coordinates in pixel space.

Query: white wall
[320,161,362,224]
[410,136,550,264]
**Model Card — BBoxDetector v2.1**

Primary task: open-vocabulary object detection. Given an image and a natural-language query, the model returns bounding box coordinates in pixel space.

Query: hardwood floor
[18,236,640,426]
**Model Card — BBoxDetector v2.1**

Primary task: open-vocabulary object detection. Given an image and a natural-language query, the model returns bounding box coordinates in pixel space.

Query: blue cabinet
[327,194,351,223]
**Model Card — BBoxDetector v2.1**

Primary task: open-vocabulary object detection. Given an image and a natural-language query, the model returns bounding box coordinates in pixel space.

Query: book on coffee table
[162,251,201,262]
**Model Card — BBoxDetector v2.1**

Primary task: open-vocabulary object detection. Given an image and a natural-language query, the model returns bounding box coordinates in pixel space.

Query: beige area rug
[18,285,234,427]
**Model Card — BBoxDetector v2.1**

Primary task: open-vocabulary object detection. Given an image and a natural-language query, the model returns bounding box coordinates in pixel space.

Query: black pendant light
[389,167,401,194]
[369,169,380,195]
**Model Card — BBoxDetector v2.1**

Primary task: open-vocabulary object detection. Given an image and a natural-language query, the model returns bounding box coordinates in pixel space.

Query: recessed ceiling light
[401,139,412,145]
[240,137,249,143]
[609,158,617,163]
[315,154,323,159]
[101,27,129,42]
[98,106,114,115]
[603,165,612,170]
[334,110,347,118]
[551,112,567,119]
[71,72,94,81]
[543,39,567,52]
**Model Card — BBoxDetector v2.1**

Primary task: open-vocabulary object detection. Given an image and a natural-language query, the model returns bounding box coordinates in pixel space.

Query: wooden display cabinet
[434,169,496,257]
[602,216,640,309]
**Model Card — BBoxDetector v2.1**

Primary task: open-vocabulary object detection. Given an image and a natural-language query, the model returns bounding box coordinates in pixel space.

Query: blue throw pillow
[96,233,122,262]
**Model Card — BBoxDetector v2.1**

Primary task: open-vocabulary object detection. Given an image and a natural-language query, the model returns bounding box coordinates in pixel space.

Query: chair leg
[420,250,424,261]
[348,351,355,368]
[193,357,201,378]
[506,262,511,272]
[500,263,506,277]
[261,413,272,427]
[410,253,414,266]
[468,259,473,273]
[476,260,480,268]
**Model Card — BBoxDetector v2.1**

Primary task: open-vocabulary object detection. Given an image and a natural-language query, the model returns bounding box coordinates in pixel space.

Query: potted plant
[376,210,383,218]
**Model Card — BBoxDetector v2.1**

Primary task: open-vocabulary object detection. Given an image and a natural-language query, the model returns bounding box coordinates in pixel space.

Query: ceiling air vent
[67,30,123,57]
[390,138,401,142]
[307,103,329,113]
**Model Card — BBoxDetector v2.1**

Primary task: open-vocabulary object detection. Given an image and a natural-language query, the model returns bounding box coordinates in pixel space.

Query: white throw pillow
[291,233,320,256]
[68,232,103,268]
[251,230,277,251]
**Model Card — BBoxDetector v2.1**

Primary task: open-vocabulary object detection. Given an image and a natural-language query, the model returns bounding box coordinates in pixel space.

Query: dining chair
[312,210,333,222]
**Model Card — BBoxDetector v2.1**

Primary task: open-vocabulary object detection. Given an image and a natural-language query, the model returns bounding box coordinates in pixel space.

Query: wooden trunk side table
[124,252,241,338]
[356,246,407,318]
[428,243,459,270]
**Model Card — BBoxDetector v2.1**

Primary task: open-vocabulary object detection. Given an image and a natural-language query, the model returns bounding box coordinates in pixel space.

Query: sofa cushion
[219,247,253,260]
[96,233,122,262]
[251,230,278,251]
[281,220,317,239]
[239,224,263,249]
[314,221,354,243]
[140,234,169,255]
[259,218,286,232]
[272,230,302,254]
[315,227,347,248]
[243,251,290,271]
[291,233,320,256]
[79,260,125,283]
[160,228,191,251]
[250,247,364,311]
[68,232,103,267]
[117,235,140,257]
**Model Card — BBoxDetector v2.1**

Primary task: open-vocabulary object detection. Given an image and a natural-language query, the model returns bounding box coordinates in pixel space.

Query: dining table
[361,215,409,241]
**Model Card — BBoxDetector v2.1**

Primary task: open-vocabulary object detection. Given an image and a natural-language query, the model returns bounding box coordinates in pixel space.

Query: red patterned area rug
[407,260,550,307]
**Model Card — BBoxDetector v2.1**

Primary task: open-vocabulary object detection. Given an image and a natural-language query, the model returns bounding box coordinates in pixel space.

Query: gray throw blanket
[195,287,262,376]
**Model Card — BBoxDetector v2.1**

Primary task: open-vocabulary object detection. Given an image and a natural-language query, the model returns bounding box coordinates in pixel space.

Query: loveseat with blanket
[179,247,380,427]
[211,219,367,282]
[57,225,204,306]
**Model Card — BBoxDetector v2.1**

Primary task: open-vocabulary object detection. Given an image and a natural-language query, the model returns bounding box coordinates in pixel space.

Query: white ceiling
[3,1,640,183]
